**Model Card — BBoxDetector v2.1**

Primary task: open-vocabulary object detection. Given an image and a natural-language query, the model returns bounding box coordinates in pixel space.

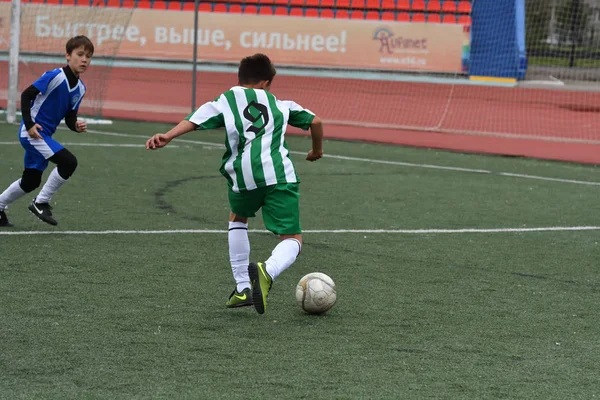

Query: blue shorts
[19,125,63,171]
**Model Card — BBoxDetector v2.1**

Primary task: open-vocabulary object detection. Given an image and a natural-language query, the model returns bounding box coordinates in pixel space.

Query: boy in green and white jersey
[146,54,324,315]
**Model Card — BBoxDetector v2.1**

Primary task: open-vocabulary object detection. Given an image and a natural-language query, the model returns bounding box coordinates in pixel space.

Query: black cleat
[28,200,57,226]
[0,210,13,227]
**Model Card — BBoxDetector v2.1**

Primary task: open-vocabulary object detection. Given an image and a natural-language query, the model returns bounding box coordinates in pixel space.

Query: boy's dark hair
[66,36,94,55]
[238,53,276,85]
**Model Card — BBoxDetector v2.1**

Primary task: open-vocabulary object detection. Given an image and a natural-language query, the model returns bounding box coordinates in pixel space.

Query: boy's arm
[283,100,323,162]
[64,110,87,132]
[20,85,41,131]
[306,116,324,162]
[146,99,224,150]
[146,120,197,150]
[21,69,61,138]
[163,120,197,141]
[65,110,78,132]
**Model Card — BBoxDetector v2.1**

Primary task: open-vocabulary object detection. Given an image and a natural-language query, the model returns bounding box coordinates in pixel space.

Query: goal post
[6,0,19,124]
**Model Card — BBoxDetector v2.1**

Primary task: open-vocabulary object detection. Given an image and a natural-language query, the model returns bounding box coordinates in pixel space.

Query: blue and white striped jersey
[20,68,86,138]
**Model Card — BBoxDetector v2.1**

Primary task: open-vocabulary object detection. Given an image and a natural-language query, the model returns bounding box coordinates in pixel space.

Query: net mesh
[0,0,137,118]
[518,0,600,144]
[2,0,600,148]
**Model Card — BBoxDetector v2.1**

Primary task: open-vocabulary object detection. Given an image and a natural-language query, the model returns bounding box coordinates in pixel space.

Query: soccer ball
[295,272,337,314]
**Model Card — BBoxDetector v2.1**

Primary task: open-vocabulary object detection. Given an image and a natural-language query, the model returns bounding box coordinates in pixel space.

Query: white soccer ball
[295,272,337,314]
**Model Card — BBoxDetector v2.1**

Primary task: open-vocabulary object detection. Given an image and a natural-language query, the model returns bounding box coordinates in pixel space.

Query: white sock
[266,238,302,280]
[35,168,67,204]
[228,221,250,292]
[0,179,27,210]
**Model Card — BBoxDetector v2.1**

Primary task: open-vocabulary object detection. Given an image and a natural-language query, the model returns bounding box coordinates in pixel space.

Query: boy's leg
[226,187,265,308]
[228,212,251,292]
[265,234,302,280]
[29,148,78,226]
[0,168,44,207]
[262,183,303,279]
[249,183,302,314]
[17,134,69,225]
[0,178,27,212]
[248,234,302,315]
[226,212,252,308]
[36,148,78,204]
[0,136,48,226]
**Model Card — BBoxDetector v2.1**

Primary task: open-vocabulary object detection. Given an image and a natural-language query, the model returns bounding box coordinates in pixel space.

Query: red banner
[0,4,469,73]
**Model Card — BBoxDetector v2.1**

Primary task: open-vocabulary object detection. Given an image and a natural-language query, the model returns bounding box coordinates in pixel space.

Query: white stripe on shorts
[20,125,55,158]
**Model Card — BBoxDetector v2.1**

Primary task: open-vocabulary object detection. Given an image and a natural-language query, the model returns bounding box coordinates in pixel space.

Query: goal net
[0,0,137,122]
[520,0,600,144]
[271,0,600,146]
[280,0,599,146]
[3,0,599,151]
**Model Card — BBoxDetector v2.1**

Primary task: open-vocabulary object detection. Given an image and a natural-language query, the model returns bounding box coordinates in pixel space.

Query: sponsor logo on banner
[373,27,428,67]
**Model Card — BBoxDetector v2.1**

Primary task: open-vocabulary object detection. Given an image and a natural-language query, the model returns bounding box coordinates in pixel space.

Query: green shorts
[228,183,301,235]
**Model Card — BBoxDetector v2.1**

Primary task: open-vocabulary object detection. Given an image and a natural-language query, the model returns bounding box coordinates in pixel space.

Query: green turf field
[1,120,599,399]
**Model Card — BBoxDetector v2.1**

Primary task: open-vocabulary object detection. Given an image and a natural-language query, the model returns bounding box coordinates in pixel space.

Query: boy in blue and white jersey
[0,35,94,227]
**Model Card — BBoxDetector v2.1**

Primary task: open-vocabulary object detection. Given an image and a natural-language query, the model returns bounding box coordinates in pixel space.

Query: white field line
[0,141,178,148]
[1,125,598,187]
[0,109,113,125]
[84,129,600,187]
[1,227,600,236]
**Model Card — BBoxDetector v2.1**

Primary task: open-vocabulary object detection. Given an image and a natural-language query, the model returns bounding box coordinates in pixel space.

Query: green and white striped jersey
[185,86,315,193]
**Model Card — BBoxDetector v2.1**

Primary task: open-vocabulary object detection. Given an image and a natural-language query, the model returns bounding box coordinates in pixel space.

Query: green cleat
[225,288,253,308]
[248,262,273,315]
